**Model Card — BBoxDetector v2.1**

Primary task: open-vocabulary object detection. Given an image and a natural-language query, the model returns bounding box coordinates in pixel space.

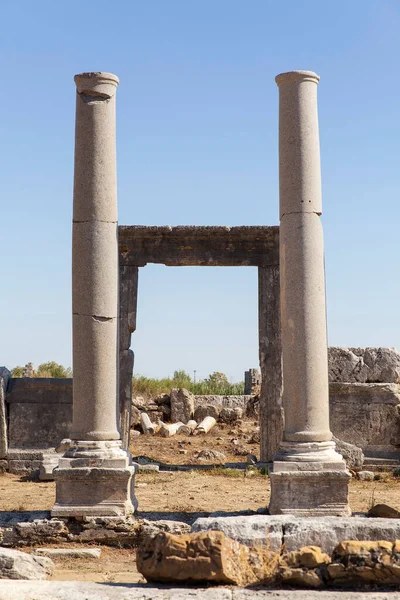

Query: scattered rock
[170,389,195,423]
[218,407,243,424]
[332,436,364,470]
[138,464,159,474]
[358,470,375,481]
[130,429,141,437]
[247,454,258,465]
[248,429,261,444]
[194,405,219,423]
[328,346,400,383]
[233,445,250,457]
[178,449,187,455]
[130,405,141,428]
[132,396,147,411]
[368,504,400,519]
[327,540,400,586]
[136,530,278,586]
[0,548,54,580]
[194,449,226,463]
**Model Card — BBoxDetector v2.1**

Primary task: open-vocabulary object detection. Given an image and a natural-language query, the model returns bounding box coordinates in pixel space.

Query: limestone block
[329,382,400,454]
[158,422,184,438]
[332,437,364,470]
[177,420,197,435]
[358,470,374,481]
[170,388,194,423]
[130,406,141,428]
[0,368,10,459]
[192,515,290,551]
[140,413,155,435]
[35,548,101,558]
[72,221,118,317]
[328,347,400,383]
[219,407,243,424]
[327,540,400,586]
[194,404,219,422]
[0,548,54,579]
[136,530,278,586]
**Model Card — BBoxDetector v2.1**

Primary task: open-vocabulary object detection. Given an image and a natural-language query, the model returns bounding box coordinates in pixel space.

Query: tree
[172,370,192,384]
[35,362,72,378]
[11,366,24,378]
[204,372,229,386]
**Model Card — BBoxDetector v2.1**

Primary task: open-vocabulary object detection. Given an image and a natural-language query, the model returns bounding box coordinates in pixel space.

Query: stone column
[269,71,350,516]
[52,72,137,518]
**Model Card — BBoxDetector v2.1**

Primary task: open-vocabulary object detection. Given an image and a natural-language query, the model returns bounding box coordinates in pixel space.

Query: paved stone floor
[0,582,398,599]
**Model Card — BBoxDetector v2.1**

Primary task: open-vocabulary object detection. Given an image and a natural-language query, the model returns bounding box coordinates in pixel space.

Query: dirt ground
[0,419,398,582]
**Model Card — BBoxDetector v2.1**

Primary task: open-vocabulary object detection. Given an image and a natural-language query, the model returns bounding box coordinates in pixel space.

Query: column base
[51,441,138,518]
[269,441,351,516]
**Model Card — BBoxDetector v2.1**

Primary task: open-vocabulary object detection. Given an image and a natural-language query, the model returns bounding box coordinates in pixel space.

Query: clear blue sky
[1,1,399,382]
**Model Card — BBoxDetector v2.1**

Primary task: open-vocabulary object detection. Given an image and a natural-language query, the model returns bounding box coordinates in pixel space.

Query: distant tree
[204,372,229,386]
[11,366,24,378]
[172,370,192,384]
[35,362,72,378]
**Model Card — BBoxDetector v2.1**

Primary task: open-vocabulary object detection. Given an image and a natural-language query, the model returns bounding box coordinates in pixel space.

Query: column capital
[74,72,119,98]
[275,70,320,86]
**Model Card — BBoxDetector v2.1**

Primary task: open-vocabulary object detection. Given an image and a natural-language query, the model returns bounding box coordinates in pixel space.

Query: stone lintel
[118,225,279,267]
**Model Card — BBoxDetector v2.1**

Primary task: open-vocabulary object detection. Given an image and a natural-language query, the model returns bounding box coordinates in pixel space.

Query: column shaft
[71,72,120,441]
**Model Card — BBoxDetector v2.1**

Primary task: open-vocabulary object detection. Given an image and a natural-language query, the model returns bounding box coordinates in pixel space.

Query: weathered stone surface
[130,405,141,428]
[136,530,278,586]
[0,368,10,459]
[358,470,374,481]
[329,347,400,383]
[0,581,233,599]
[0,548,54,579]
[219,407,243,424]
[194,395,251,411]
[194,404,219,422]
[327,540,400,586]
[193,515,400,554]
[332,437,364,470]
[194,449,226,463]
[139,519,191,540]
[170,388,194,423]
[6,378,72,450]
[330,382,400,455]
[119,225,279,268]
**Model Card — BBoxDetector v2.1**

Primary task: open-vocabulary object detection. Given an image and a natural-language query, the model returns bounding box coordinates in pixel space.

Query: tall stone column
[52,72,137,518]
[269,71,350,516]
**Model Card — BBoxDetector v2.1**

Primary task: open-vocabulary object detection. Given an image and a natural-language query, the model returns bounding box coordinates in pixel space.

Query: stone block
[194,404,219,422]
[329,347,400,383]
[0,548,54,580]
[136,530,278,586]
[332,437,364,470]
[0,368,10,459]
[269,468,351,516]
[34,548,101,558]
[170,388,194,423]
[52,465,137,517]
[330,382,400,455]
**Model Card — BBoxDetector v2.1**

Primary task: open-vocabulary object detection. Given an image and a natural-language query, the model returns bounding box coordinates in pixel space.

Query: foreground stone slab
[34,547,101,558]
[0,548,54,579]
[192,515,400,553]
[137,530,278,586]
[0,582,398,600]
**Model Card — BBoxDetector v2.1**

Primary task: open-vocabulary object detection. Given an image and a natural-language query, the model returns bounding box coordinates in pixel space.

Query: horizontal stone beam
[118,225,279,267]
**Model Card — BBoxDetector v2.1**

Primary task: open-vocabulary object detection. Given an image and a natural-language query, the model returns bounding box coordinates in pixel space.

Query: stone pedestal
[269,70,350,516]
[52,72,136,518]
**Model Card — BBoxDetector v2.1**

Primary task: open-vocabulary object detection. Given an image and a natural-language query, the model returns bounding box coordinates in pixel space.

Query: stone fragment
[194,416,216,435]
[34,548,101,558]
[138,464,159,473]
[368,504,400,518]
[328,539,400,586]
[247,454,258,465]
[328,347,400,383]
[332,437,364,470]
[246,396,260,419]
[279,566,324,588]
[194,404,219,422]
[140,412,155,435]
[39,453,59,481]
[195,449,226,463]
[136,530,278,586]
[282,546,330,569]
[219,407,243,424]
[170,389,194,423]
[139,519,191,541]
[159,422,184,437]
[0,548,54,579]
[358,470,375,481]
[248,429,261,444]
[132,396,147,411]
[130,406,141,428]
[177,420,197,435]
[153,394,170,406]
